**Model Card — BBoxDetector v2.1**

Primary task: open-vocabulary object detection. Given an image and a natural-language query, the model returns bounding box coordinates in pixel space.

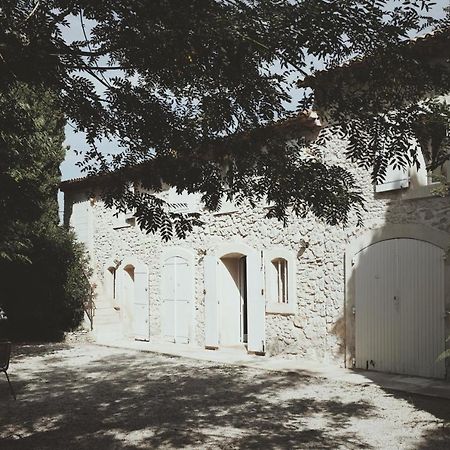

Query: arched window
[272,258,288,304]
[265,249,296,315]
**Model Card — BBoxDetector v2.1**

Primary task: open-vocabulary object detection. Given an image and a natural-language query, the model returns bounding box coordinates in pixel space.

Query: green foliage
[0,227,87,341]
[0,83,90,340]
[302,36,450,185]
[0,84,65,262]
[0,1,448,235]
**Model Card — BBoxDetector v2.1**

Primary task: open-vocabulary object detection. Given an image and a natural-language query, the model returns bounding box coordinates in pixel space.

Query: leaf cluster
[1,1,447,235]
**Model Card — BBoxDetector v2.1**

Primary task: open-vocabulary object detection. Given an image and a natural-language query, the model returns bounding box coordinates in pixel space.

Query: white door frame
[345,224,450,377]
[208,242,266,353]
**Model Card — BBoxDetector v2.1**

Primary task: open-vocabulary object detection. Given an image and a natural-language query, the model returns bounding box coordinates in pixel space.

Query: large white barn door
[246,251,266,354]
[204,255,219,349]
[355,239,445,378]
[133,266,150,341]
[161,256,191,344]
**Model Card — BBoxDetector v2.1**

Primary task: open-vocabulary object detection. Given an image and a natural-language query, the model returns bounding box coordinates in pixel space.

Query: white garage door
[161,256,192,344]
[355,238,445,379]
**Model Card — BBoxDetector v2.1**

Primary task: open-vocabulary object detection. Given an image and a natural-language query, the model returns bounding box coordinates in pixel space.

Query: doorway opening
[219,254,248,346]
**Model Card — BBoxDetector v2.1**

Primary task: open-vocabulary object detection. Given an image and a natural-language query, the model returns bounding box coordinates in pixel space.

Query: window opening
[272,258,288,304]
[414,111,449,186]
[239,256,248,344]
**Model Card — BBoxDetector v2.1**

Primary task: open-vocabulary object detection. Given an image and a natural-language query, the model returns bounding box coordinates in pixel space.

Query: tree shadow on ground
[0,344,377,450]
[10,343,71,362]
[384,390,450,450]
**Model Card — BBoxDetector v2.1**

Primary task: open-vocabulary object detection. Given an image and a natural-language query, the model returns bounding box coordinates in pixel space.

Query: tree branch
[22,0,40,24]
[67,66,128,71]
[221,0,308,75]
[79,9,112,88]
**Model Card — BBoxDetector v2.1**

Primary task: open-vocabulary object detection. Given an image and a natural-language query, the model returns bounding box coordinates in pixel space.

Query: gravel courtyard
[0,343,449,449]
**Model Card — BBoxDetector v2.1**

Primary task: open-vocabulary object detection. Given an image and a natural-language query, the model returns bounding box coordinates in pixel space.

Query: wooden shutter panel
[204,255,219,349]
[246,251,266,354]
[133,267,150,341]
[174,258,191,343]
[375,164,409,192]
[161,258,176,341]
[161,256,191,344]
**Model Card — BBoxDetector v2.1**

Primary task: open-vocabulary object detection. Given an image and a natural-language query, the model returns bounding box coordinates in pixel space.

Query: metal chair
[0,341,16,400]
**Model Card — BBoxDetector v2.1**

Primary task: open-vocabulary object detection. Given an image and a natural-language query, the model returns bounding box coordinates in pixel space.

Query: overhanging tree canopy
[2,1,449,239]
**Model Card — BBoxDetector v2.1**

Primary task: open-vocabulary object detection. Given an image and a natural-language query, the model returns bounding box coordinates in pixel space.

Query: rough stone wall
[70,133,449,363]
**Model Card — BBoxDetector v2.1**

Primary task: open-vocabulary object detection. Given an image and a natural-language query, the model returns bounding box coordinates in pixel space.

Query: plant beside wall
[0,84,90,341]
[0,229,89,341]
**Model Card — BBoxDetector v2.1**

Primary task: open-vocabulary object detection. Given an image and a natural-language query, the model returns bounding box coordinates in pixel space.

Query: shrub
[0,225,90,341]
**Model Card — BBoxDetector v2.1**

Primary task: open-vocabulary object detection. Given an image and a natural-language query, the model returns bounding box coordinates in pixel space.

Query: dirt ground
[0,343,449,449]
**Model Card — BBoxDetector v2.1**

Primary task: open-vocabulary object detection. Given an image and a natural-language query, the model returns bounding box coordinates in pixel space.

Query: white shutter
[246,251,266,354]
[375,164,409,192]
[168,188,201,213]
[112,210,134,229]
[133,267,150,341]
[161,259,176,341]
[161,256,191,344]
[175,258,191,343]
[355,239,445,378]
[204,255,219,349]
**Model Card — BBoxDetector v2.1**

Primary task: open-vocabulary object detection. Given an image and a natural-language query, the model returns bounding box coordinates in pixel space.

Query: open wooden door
[133,266,150,341]
[246,251,265,354]
[204,255,219,349]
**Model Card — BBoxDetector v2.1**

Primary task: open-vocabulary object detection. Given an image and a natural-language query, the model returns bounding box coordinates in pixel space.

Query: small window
[409,112,450,191]
[411,144,449,188]
[272,258,288,304]
[265,249,296,315]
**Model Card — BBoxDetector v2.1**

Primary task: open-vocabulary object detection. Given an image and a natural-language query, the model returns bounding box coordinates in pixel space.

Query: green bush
[0,225,89,341]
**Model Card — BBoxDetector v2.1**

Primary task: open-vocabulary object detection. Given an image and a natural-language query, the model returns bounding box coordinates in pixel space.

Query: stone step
[95,307,119,316]
[93,308,121,325]
[94,316,120,327]
[94,316,120,326]
[94,324,123,342]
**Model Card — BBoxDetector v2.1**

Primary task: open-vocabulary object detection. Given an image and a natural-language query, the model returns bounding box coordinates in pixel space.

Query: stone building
[60,31,450,379]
